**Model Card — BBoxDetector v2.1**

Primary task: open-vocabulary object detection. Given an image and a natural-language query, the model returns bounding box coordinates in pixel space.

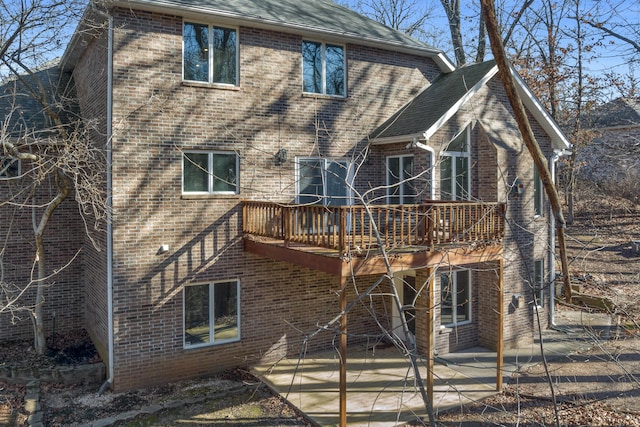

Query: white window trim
[182,150,240,195]
[182,21,239,86]
[440,269,472,328]
[440,126,471,201]
[183,279,241,349]
[386,154,415,204]
[295,157,354,205]
[301,40,347,97]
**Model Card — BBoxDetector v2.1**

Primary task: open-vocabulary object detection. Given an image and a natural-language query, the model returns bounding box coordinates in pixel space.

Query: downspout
[549,149,569,326]
[409,137,436,200]
[99,14,115,395]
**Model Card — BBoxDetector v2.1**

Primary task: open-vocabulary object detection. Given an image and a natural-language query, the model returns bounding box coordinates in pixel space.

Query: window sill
[184,337,241,350]
[181,193,241,200]
[302,92,347,101]
[440,320,472,332]
[182,81,240,91]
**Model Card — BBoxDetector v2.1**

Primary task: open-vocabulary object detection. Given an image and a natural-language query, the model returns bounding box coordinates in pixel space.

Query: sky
[340,0,639,98]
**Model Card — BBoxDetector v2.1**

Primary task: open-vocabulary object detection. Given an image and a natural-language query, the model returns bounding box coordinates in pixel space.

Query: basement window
[184,280,240,348]
[440,269,471,327]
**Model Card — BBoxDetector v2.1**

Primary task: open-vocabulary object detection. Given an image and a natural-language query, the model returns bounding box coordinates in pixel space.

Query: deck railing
[243,201,505,254]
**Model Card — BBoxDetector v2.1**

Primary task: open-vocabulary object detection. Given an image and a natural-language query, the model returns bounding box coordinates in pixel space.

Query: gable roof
[370,60,571,151]
[584,97,640,129]
[370,61,497,142]
[62,0,455,72]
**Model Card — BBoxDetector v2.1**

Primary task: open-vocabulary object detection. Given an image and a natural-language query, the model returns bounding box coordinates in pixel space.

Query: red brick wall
[72,23,111,363]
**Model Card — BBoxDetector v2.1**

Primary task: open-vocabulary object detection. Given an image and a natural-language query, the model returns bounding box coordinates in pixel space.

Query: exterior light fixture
[274,148,287,166]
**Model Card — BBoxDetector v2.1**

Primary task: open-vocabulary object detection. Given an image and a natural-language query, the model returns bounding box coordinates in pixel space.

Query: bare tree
[349,0,442,43]
[0,0,106,354]
[581,0,640,58]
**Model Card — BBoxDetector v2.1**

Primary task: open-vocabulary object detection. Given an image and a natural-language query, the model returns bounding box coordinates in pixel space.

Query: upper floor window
[387,155,415,204]
[533,166,543,216]
[0,157,20,179]
[440,127,470,201]
[302,41,345,97]
[183,151,239,195]
[183,22,237,85]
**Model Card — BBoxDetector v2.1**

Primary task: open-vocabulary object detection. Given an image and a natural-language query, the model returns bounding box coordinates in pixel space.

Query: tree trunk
[33,233,47,353]
[481,0,572,304]
[440,0,466,67]
[32,170,72,354]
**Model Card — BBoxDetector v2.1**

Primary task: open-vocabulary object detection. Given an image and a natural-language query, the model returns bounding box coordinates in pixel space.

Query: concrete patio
[252,309,613,426]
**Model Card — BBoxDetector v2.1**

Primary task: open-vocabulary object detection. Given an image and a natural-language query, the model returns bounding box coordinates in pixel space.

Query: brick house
[1,0,570,392]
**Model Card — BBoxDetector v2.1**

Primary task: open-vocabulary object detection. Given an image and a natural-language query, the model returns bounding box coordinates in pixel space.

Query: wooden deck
[242,201,506,275]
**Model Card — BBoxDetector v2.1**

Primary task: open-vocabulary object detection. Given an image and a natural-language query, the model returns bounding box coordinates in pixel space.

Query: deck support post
[426,267,435,407]
[339,275,348,427]
[497,258,504,390]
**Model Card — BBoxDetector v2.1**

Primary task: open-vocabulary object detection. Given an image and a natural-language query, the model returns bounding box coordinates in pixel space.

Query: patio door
[391,271,416,342]
[296,158,352,206]
[296,158,352,234]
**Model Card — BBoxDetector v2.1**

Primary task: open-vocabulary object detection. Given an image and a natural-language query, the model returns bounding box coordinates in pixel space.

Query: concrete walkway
[252,310,613,426]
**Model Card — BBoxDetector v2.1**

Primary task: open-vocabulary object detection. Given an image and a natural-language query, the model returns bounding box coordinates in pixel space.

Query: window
[183,151,239,194]
[387,155,415,204]
[440,269,471,327]
[184,280,240,348]
[302,41,345,97]
[183,22,237,85]
[440,127,470,201]
[0,157,20,179]
[296,158,352,206]
[533,260,544,307]
[533,166,543,216]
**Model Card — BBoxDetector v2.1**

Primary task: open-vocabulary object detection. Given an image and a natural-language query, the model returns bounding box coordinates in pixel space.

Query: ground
[431,184,640,426]
[0,333,312,426]
[1,184,640,426]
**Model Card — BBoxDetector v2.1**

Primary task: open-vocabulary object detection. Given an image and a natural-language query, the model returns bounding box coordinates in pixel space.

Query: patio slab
[252,310,612,426]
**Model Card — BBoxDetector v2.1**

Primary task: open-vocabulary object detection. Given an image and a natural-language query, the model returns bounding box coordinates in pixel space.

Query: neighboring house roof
[62,0,455,72]
[584,97,640,129]
[369,60,571,151]
[0,62,77,137]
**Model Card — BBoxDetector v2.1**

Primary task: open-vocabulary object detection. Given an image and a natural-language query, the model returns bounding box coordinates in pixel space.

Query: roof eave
[421,64,498,140]
[369,132,425,145]
[511,68,571,151]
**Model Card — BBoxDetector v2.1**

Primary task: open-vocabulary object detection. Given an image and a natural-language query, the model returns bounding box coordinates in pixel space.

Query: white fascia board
[511,68,572,151]
[422,64,499,141]
[108,0,454,73]
[369,133,424,145]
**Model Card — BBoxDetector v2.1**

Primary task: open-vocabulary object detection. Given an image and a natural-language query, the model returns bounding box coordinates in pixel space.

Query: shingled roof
[585,97,640,129]
[0,62,77,137]
[370,61,498,141]
[63,0,454,72]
